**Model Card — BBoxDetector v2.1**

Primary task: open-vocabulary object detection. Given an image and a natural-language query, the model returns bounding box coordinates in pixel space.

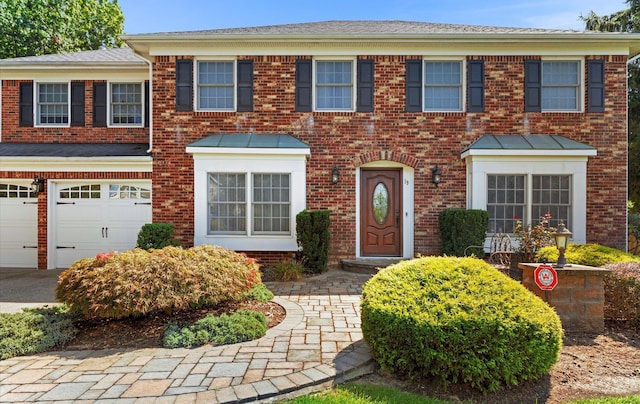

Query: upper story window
[197,61,235,111]
[110,83,143,126]
[424,61,463,111]
[36,83,69,126]
[542,61,580,111]
[315,60,354,111]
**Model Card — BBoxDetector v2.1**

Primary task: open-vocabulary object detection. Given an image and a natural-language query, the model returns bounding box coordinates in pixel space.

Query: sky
[119,0,629,35]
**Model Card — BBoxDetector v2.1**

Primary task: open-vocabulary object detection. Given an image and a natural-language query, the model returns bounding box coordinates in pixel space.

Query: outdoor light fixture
[331,166,339,185]
[552,221,572,268]
[30,176,45,196]
[431,165,442,187]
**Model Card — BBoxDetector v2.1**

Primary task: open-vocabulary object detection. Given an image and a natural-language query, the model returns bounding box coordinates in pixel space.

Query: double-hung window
[208,172,291,235]
[110,83,143,126]
[487,174,572,234]
[36,83,69,126]
[424,61,463,111]
[315,60,354,111]
[542,61,580,111]
[197,61,235,110]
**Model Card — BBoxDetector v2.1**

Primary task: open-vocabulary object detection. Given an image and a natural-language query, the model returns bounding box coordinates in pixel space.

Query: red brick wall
[149,54,628,265]
[1,80,148,143]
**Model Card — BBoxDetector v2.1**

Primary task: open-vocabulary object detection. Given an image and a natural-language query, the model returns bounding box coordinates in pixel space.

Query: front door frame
[356,162,414,258]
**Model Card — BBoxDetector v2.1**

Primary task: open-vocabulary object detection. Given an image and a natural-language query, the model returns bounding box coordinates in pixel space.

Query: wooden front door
[361,169,402,256]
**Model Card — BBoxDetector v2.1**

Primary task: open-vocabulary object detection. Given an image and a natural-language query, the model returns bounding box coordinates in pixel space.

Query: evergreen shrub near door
[136,223,181,250]
[56,245,262,319]
[439,209,488,257]
[360,256,563,393]
[296,209,330,273]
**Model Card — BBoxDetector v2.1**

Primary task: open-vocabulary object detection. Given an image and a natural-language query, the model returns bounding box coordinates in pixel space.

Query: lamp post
[30,176,45,196]
[431,165,442,187]
[552,221,572,268]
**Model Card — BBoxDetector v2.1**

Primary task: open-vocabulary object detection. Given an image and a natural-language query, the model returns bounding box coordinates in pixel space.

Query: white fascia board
[0,68,147,81]
[186,147,310,156]
[0,157,152,172]
[461,149,597,159]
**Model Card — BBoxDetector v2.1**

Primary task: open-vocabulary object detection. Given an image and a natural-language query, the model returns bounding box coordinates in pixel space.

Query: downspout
[625,53,640,251]
[131,51,153,153]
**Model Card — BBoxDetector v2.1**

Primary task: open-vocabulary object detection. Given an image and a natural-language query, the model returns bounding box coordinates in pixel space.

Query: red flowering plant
[95,252,115,262]
[513,212,556,262]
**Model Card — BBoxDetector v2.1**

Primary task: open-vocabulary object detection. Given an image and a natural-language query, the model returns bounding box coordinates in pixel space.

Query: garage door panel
[0,185,37,268]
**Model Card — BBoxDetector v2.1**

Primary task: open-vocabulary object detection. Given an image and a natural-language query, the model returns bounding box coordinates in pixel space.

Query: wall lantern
[331,166,339,185]
[552,221,572,268]
[431,165,442,187]
[30,176,45,196]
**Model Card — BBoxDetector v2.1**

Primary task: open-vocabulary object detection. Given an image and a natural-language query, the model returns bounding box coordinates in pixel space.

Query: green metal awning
[188,133,309,149]
[461,134,596,158]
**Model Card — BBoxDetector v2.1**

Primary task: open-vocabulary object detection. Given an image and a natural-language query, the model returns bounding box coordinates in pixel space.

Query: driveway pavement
[0,268,376,403]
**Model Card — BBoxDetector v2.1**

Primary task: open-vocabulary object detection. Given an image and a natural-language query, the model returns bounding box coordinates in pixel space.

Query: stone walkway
[0,270,376,403]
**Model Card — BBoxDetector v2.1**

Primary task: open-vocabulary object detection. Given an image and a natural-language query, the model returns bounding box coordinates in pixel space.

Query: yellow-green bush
[360,256,563,393]
[56,245,261,319]
[536,244,640,267]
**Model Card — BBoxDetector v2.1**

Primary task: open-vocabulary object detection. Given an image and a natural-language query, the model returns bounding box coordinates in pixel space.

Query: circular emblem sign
[534,264,558,291]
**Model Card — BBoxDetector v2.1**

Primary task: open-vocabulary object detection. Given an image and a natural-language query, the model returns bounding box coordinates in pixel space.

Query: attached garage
[0,182,38,268]
[53,182,152,268]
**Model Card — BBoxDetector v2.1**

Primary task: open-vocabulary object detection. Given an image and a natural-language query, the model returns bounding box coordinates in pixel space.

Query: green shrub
[136,223,181,250]
[438,209,488,257]
[56,245,262,319]
[0,306,77,360]
[296,210,331,273]
[361,256,563,393]
[163,309,267,348]
[603,262,640,322]
[238,283,274,303]
[536,244,640,267]
[273,260,304,281]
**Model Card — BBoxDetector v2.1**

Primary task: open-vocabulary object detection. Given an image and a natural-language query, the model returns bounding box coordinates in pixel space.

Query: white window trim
[464,153,594,247]
[195,58,237,112]
[541,57,584,113]
[190,149,309,251]
[422,57,466,113]
[107,81,145,128]
[34,81,71,128]
[313,57,357,112]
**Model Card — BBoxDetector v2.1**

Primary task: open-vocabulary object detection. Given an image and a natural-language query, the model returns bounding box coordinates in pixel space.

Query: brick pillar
[519,263,609,333]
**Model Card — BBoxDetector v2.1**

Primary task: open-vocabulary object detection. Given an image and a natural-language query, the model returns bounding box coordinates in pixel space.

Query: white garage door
[0,183,38,268]
[55,182,152,268]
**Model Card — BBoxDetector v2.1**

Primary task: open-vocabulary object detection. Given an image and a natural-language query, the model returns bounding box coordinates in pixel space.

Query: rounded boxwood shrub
[56,245,261,319]
[536,244,640,267]
[361,256,563,393]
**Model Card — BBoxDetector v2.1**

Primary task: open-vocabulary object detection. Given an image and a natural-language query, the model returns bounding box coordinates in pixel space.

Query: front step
[341,258,404,274]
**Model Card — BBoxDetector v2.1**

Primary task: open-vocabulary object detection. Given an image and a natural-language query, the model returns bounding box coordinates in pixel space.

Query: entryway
[360,168,402,256]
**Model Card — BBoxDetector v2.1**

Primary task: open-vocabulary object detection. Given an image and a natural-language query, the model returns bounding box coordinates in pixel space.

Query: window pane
[111,83,142,125]
[252,173,291,234]
[198,61,234,110]
[532,175,571,229]
[317,61,352,84]
[316,86,352,109]
[315,61,353,110]
[423,61,462,111]
[38,83,68,125]
[543,62,578,85]
[487,175,526,233]
[199,86,234,109]
[542,61,579,111]
[208,173,246,234]
[424,87,461,110]
[425,62,461,85]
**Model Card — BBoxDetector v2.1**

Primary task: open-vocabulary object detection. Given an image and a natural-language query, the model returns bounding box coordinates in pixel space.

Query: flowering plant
[95,252,114,262]
[513,213,556,262]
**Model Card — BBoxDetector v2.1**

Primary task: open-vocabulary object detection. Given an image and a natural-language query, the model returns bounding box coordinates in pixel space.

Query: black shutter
[70,81,85,126]
[406,59,422,112]
[237,59,254,112]
[93,82,107,127]
[467,60,485,112]
[357,59,374,112]
[588,59,605,113]
[175,59,193,112]
[524,59,541,112]
[19,82,34,127]
[295,59,312,112]
[144,82,150,127]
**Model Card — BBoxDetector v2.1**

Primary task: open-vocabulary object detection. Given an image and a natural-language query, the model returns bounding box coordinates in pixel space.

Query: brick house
[1,21,639,269]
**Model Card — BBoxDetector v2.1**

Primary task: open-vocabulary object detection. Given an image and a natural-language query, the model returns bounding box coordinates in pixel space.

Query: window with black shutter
[295,59,312,112]
[467,60,485,113]
[176,59,193,111]
[19,82,34,127]
[357,59,374,112]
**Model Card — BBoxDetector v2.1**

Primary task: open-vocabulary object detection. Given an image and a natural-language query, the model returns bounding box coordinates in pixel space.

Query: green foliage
[56,245,262,319]
[273,260,304,281]
[536,244,640,267]
[287,382,454,403]
[237,283,274,303]
[360,256,563,393]
[0,0,124,59]
[0,306,77,360]
[513,213,556,262]
[603,262,640,322]
[296,210,331,273]
[163,310,267,348]
[571,396,640,404]
[136,223,181,250]
[438,209,488,256]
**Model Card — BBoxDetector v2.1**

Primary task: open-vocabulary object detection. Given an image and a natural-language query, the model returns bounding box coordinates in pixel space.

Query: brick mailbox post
[518,263,610,333]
